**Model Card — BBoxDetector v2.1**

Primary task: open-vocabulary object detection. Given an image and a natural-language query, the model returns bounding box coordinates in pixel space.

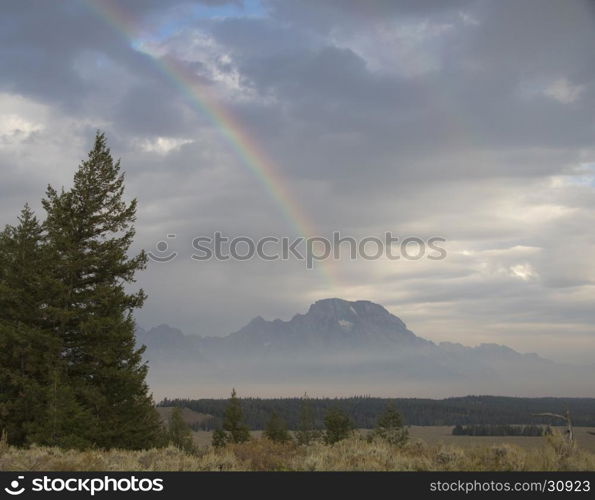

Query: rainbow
[85,0,339,286]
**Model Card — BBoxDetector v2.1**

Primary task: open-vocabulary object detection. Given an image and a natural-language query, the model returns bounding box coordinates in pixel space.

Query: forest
[159,395,595,430]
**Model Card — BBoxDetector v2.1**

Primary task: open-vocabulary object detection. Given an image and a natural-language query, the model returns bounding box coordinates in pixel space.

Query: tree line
[159,395,595,429]
[0,133,163,449]
[452,424,551,436]
[205,389,408,448]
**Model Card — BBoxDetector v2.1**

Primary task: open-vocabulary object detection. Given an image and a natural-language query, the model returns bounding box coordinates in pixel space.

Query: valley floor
[190,426,595,453]
[2,429,595,471]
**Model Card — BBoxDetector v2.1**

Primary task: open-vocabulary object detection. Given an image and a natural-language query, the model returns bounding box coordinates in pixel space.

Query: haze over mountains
[136,299,594,399]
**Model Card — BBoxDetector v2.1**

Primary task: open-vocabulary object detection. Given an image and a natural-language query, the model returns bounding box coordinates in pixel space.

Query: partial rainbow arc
[85,0,340,286]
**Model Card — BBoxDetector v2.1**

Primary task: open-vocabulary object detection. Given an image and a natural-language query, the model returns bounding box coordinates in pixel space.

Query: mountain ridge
[136,298,592,399]
[138,298,541,359]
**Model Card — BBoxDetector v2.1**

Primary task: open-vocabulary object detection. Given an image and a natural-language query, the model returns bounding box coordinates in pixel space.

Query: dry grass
[1,429,594,471]
[407,426,595,454]
[191,427,595,453]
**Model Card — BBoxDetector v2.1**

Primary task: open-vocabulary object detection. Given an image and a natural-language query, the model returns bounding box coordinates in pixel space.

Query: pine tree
[295,393,320,445]
[168,407,195,453]
[0,205,46,327]
[222,388,250,443]
[369,403,408,446]
[264,411,291,443]
[0,206,82,446]
[323,407,352,445]
[41,132,162,449]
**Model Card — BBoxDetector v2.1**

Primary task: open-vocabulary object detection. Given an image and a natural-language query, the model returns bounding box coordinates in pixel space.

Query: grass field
[2,427,594,471]
[408,426,595,454]
[190,427,595,453]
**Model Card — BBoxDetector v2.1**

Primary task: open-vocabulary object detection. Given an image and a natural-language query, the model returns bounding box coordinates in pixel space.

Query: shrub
[264,412,292,443]
[212,429,228,448]
[368,403,408,446]
[323,407,353,445]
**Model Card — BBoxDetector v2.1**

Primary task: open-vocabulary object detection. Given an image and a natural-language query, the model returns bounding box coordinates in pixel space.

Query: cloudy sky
[1,0,594,363]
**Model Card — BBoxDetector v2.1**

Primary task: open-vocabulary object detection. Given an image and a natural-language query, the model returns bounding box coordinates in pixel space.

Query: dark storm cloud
[0,1,238,114]
[201,1,595,198]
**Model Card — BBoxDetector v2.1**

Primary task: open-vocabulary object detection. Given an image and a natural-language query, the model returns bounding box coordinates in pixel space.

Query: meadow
[2,427,594,472]
[189,427,595,453]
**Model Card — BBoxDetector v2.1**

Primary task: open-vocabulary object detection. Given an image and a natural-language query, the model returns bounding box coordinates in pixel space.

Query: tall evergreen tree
[0,205,46,328]
[0,206,76,446]
[168,407,195,453]
[222,388,250,443]
[296,393,320,445]
[41,132,162,449]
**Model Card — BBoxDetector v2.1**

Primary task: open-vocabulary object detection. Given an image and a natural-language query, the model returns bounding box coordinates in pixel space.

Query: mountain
[136,298,594,399]
[137,324,202,360]
[199,299,429,359]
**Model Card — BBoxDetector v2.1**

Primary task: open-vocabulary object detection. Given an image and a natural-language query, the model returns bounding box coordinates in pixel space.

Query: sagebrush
[1,430,594,472]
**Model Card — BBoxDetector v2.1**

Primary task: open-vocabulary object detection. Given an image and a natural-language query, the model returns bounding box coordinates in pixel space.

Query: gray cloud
[0,0,594,369]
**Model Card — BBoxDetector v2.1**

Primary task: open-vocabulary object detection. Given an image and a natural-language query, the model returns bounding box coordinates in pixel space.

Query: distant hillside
[158,395,595,430]
[137,298,595,398]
